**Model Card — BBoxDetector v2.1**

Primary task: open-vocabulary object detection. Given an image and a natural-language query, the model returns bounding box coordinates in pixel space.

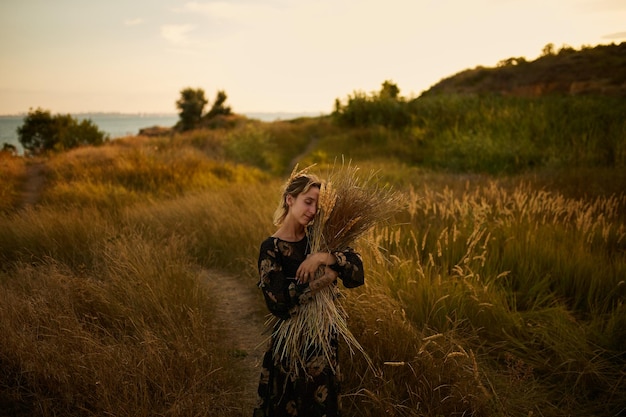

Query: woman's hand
[308,266,338,293]
[296,252,335,283]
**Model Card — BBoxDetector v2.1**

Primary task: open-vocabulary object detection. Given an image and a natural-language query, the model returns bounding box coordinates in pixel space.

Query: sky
[1,0,625,115]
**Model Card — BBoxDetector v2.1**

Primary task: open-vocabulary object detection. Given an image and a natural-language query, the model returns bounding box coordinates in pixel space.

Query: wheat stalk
[272,160,404,378]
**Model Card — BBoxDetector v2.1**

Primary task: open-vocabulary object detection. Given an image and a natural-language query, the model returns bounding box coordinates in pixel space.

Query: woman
[254,171,364,417]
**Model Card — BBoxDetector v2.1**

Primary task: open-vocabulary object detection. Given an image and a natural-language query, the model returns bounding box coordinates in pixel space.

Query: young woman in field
[254,171,365,417]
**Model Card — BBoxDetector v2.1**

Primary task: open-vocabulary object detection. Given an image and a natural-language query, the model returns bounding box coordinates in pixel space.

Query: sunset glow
[1,0,624,114]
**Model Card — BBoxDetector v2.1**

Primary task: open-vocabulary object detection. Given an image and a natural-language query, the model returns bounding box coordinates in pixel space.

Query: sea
[0,112,321,154]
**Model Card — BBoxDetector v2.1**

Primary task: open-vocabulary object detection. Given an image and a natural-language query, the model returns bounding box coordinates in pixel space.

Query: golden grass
[39,139,270,210]
[0,232,246,416]
[122,181,276,271]
[336,275,520,416]
[1,129,624,416]
[339,176,626,416]
[0,151,26,211]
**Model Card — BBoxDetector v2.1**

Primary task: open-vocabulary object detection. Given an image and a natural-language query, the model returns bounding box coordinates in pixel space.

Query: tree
[17,108,107,155]
[206,90,232,118]
[176,88,208,131]
[541,43,555,56]
[379,80,400,100]
[17,108,57,153]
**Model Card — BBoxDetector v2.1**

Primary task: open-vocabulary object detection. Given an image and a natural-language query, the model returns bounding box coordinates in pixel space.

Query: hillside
[421,42,626,97]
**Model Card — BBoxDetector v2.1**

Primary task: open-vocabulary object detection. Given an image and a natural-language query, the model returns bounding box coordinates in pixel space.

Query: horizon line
[0,110,327,118]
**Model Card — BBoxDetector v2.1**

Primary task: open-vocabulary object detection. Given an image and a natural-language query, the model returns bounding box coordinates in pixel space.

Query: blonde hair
[273,168,321,226]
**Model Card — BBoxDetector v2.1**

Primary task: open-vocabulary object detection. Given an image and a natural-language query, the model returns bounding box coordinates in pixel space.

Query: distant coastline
[0,111,325,154]
[0,111,324,119]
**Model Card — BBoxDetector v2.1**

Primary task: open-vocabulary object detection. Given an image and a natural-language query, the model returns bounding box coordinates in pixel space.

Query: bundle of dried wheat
[272,162,404,378]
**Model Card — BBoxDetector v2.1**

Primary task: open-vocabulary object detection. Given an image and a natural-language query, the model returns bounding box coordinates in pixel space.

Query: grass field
[1,95,625,416]
[0,152,26,211]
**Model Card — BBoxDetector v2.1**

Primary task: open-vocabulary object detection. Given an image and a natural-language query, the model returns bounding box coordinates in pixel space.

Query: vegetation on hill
[332,86,624,174]
[421,42,626,97]
[1,42,625,416]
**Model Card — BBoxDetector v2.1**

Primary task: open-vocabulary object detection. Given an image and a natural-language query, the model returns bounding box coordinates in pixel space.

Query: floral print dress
[254,235,364,417]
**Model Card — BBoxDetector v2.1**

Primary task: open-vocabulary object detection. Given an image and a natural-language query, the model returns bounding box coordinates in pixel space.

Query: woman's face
[287,186,319,227]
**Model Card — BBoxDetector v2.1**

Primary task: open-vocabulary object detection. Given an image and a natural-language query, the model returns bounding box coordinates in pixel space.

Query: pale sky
[1,0,624,115]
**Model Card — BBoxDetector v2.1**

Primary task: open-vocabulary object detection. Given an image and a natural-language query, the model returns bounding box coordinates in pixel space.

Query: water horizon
[1,111,324,154]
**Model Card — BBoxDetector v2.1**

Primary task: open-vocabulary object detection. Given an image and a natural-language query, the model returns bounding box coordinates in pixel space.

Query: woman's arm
[258,239,295,320]
[329,249,364,288]
[296,248,365,288]
[258,239,336,319]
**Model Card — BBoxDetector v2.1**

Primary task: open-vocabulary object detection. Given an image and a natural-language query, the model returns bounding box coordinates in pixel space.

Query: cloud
[160,24,196,46]
[602,31,626,40]
[124,18,144,26]
[180,1,280,22]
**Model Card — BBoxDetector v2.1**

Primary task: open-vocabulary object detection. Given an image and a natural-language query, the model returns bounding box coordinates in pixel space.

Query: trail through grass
[199,269,267,414]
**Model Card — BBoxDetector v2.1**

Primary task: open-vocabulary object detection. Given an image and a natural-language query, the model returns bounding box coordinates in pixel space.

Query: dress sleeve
[330,248,365,288]
[257,238,305,320]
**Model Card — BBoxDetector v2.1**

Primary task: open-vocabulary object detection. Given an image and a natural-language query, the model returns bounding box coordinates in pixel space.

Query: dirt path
[19,160,46,209]
[287,135,319,175]
[200,269,268,415]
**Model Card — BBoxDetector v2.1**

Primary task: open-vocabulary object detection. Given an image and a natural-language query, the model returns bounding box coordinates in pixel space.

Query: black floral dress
[254,235,364,417]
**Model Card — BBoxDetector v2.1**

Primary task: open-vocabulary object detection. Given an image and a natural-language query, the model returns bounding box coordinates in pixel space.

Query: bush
[333,80,412,130]
[17,108,108,155]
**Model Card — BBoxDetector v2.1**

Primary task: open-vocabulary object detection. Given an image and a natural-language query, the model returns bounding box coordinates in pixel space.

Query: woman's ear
[286,194,293,207]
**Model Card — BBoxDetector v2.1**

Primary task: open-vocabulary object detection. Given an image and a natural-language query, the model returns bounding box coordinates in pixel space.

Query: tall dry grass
[1,127,625,416]
[0,151,26,211]
[0,136,275,416]
[338,178,626,416]
[41,140,269,209]
[0,230,248,416]
[122,182,276,271]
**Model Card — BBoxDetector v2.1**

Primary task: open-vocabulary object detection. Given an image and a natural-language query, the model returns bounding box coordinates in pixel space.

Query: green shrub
[224,125,280,172]
[333,81,412,130]
[17,108,108,155]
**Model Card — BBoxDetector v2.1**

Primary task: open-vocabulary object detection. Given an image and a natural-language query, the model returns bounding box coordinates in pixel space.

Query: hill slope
[422,42,626,97]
